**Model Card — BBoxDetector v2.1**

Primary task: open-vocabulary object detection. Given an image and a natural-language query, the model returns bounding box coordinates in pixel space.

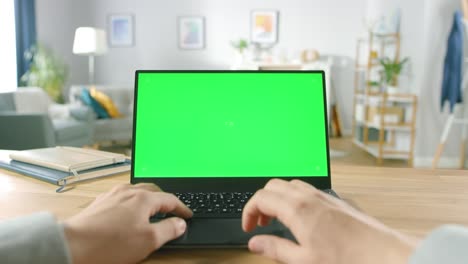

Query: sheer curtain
[0,0,18,92]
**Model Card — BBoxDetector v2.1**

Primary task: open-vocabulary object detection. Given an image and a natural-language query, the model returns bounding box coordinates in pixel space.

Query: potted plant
[231,39,249,54]
[378,57,409,94]
[20,44,68,103]
[231,39,249,65]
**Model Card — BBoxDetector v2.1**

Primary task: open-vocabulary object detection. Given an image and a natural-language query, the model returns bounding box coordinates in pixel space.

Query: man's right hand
[242,179,418,264]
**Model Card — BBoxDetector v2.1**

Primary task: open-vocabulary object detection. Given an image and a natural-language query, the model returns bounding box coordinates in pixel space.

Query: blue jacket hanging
[441,10,464,113]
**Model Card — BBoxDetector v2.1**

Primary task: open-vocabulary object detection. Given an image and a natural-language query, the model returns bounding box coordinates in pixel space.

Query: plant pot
[233,51,247,65]
[386,85,399,94]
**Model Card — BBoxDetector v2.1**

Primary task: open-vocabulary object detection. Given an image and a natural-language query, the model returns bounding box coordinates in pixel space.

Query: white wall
[87,0,367,85]
[36,0,368,132]
[36,0,429,141]
[0,0,18,92]
[36,0,93,87]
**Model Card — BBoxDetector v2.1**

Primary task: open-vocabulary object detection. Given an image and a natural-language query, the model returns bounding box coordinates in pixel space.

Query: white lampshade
[73,27,108,55]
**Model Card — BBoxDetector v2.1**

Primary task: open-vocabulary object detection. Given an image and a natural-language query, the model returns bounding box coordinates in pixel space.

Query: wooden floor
[329,137,411,168]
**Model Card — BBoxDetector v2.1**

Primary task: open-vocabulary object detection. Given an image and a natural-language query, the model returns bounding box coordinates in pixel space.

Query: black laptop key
[168,192,253,218]
[192,208,202,213]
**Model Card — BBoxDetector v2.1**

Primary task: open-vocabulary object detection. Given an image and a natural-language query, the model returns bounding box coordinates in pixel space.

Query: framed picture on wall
[250,10,279,44]
[178,16,205,50]
[108,14,135,47]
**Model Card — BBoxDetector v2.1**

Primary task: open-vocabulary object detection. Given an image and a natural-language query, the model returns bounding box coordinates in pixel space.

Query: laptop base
[154,188,338,248]
[156,218,293,248]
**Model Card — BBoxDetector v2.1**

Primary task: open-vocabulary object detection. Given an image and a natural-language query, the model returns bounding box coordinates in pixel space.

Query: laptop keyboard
[152,189,337,220]
[174,192,254,218]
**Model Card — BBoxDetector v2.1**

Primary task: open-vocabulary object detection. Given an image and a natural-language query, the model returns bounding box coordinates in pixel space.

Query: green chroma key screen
[134,72,329,178]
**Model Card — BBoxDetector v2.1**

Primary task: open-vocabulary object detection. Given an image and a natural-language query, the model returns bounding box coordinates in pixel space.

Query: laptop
[131,70,338,247]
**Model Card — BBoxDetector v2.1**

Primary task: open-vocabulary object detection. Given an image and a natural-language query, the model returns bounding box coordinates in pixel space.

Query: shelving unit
[352,32,418,165]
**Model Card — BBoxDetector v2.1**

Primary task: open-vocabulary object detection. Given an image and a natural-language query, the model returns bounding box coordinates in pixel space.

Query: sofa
[69,85,134,145]
[0,87,94,150]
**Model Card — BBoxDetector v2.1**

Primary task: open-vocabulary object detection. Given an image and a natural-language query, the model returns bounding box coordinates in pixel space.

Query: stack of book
[0,147,131,192]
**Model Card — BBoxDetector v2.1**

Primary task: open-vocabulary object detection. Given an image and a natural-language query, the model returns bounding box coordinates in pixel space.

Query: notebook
[9,146,126,173]
[0,149,130,192]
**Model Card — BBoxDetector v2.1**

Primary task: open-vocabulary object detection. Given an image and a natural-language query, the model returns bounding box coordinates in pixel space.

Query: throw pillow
[89,88,122,118]
[80,88,110,119]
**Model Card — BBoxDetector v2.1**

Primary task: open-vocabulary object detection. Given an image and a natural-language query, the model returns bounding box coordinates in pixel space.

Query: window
[0,0,18,92]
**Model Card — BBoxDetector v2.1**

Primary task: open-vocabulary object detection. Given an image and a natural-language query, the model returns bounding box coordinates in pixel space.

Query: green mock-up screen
[134,72,328,178]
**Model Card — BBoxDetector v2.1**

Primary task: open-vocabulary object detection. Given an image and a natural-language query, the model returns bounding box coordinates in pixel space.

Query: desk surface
[1,165,468,263]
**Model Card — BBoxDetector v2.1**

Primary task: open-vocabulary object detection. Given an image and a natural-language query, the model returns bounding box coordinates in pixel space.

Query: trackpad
[165,218,294,247]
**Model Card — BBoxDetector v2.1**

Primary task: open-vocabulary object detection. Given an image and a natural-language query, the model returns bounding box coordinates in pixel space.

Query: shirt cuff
[0,212,72,264]
[409,225,468,264]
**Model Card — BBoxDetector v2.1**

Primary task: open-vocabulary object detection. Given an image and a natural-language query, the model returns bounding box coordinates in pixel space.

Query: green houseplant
[378,57,409,87]
[20,44,68,103]
[231,39,250,66]
[231,39,249,54]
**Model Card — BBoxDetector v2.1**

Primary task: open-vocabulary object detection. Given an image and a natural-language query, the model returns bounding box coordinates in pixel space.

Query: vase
[386,85,398,94]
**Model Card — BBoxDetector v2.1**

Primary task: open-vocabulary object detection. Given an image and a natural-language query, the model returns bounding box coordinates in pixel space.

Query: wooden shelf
[354,93,417,103]
[355,120,413,131]
[357,34,400,42]
[356,63,379,68]
[353,139,410,160]
[352,31,417,166]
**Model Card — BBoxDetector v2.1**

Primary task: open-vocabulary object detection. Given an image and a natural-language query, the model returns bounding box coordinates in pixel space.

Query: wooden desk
[1,165,468,263]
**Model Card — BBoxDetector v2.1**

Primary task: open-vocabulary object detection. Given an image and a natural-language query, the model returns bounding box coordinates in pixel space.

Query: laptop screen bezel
[130,70,332,192]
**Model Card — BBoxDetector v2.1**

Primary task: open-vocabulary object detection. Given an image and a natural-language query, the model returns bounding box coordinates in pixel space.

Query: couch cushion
[53,119,90,142]
[0,93,16,112]
[48,104,71,120]
[90,87,122,118]
[14,87,51,113]
[68,85,134,115]
[80,88,110,119]
[91,86,134,115]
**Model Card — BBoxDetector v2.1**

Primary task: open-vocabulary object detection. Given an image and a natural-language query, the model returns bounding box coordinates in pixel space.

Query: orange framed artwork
[250,10,279,44]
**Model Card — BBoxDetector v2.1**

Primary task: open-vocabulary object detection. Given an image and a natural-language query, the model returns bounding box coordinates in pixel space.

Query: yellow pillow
[89,87,122,118]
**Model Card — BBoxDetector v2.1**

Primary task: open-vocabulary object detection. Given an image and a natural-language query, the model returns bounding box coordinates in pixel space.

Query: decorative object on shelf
[251,43,275,62]
[250,10,279,45]
[231,38,249,65]
[231,39,249,53]
[73,27,108,85]
[20,44,68,103]
[379,56,409,93]
[108,14,135,47]
[365,3,401,34]
[178,16,205,50]
[301,49,320,63]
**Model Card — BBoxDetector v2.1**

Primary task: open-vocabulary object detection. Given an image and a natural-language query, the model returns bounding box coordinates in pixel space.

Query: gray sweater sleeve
[0,212,71,263]
[409,225,468,264]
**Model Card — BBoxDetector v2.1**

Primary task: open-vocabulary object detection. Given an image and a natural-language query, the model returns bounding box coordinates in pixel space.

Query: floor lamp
[73,27,108,84]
